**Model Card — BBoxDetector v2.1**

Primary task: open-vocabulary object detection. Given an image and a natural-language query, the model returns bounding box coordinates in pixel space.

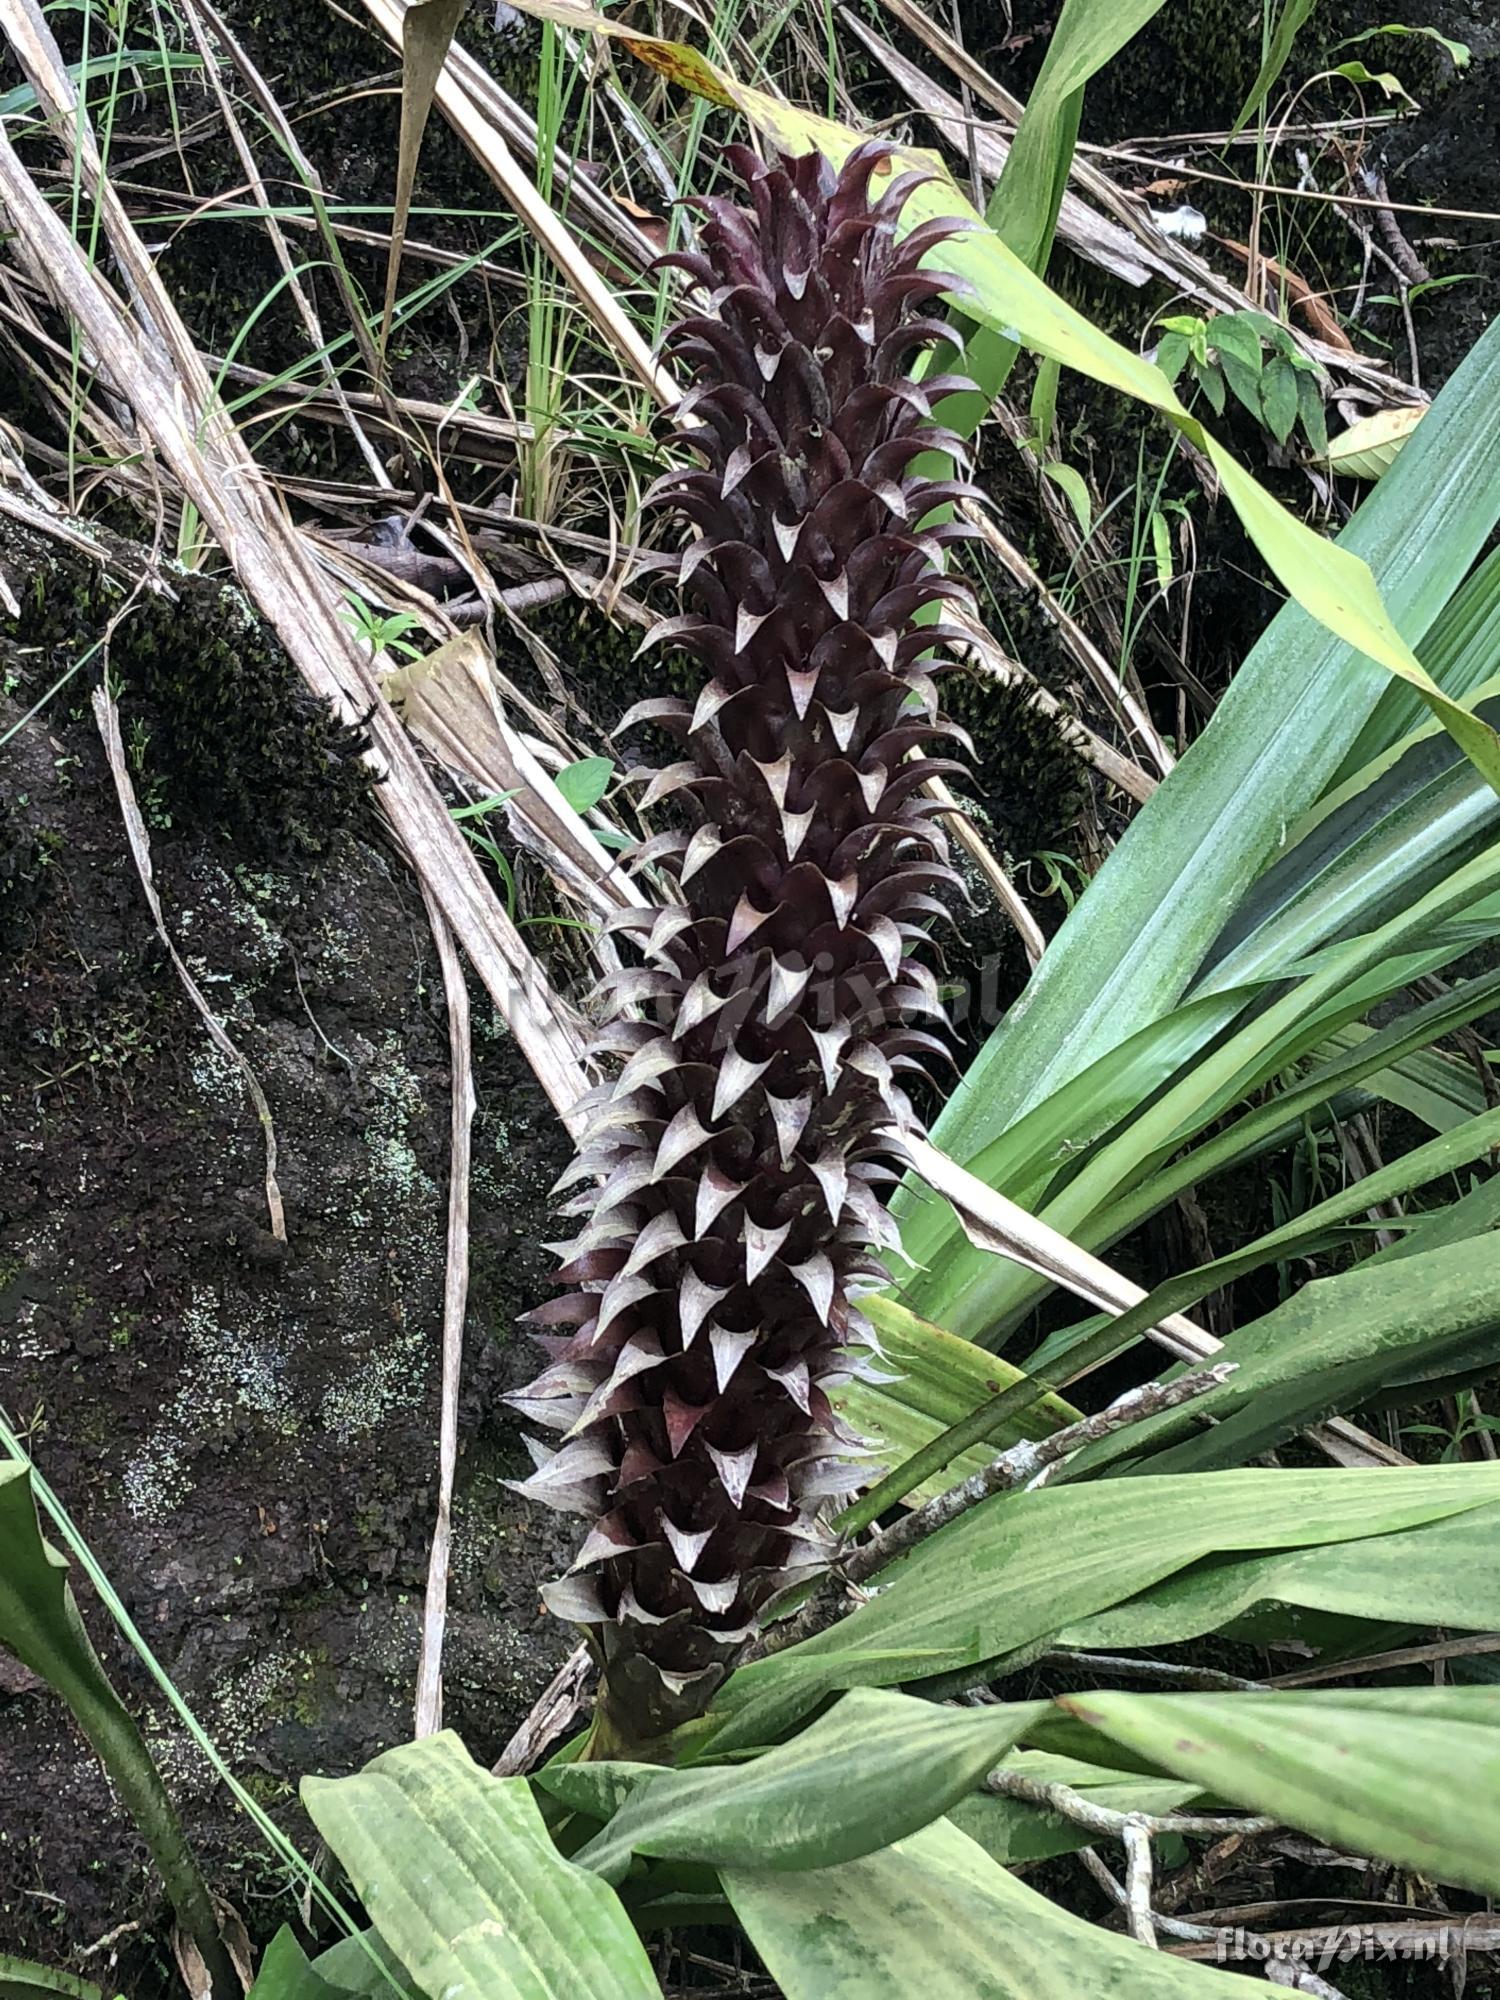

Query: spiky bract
[510,142,980,1752]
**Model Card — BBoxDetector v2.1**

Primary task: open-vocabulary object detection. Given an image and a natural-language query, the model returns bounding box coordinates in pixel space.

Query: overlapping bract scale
[510,142,976,1746]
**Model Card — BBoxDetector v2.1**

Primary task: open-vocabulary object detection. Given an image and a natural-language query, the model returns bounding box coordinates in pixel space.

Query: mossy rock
[8,532,372,860]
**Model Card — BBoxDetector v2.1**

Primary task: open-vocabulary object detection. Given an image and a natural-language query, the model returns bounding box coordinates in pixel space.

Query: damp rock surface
[0,519,574,1977]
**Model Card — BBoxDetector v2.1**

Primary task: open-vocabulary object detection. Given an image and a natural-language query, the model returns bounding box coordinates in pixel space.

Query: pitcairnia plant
[509,142,981,1754]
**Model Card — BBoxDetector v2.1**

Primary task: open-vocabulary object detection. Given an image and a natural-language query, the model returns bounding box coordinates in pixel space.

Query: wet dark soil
[0,520,574,1989]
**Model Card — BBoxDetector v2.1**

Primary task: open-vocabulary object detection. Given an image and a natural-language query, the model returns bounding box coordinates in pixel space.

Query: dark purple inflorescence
[509,141,981,1752]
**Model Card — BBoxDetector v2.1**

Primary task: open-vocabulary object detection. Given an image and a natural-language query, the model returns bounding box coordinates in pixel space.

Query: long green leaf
[1045,1687,1500,1896]
[300,1734,658,2000]
[1230,0,1318,135]
[1029,1105,1500,1395]
[915,838,1500,1339]
[1202,687,1500,998]
[1060,1230,1500,1479]
[1340,540,1500,775]
[726,1816,1264,1998]
[898,318,1500,1294]
[555,1688,1044,1882]
[701,1465,1500,1750]
[0,1463,232,1996]
[832,1297,1078,1503]
[1061,1501,1500,1651]
[0,1961,103,2000]
[989,0,1171,275]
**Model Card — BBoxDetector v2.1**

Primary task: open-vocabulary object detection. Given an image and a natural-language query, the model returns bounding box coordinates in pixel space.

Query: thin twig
[1267,1632,1500,1688]
[761,1364,1235,1656]
[847,1366,1235,1579]
[93,684,286,1243]
[414,892,475,1738]
[1122,1819,1157,1948]
[986,1768,1277,1844]
[1040,1650,1264,1693]
[492,1642,592,1776]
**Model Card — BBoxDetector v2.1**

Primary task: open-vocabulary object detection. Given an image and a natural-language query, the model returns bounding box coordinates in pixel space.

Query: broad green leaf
[0,1960,103,2000]
[248,1928,407,1999]
[1330,59,1415,104]
[1202,697,1500,999]
[1260,355,1299,444]
[248,1932,348,2000]
[553,756,613,813]
[726,1815,1265,1998]
[300,1734,657,2000]
[831,1296,1077,1505]
[1040,460,1093,534]
[701,1465,1500,1750]
[1061,1501,1500,1651]
[1205,311,1267,371]
[559,1688,1047,1882]
[899,316,1500,1285]
[1320,403,1426,479]
[1061,1229,1500,1479]
[1046,1688,1500,1895]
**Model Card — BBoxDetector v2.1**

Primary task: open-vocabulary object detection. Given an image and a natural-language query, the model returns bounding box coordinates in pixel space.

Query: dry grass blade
[175,0,394,487]
[886,1126,1213,1351]
[0,0,593,1131]
[413,891,475,1739]
[864,0,1416,404]
[385,628,639,920]
[355,0,676,404]
[93,684,286,1243]
[491,1642,591,1776]
[383,0,466,350]
[885,1127,1408,1471]
[919,766,1046,966]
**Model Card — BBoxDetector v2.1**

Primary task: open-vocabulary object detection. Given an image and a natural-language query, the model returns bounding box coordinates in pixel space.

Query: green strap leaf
[300,1734,658,2000]
[1045,1687,1500,1896]
[0,1959,104,2000]
[1061,1500,1500,1651]
[247,1927,409,1999]
[554,1688,1048,1882]
[701,1465,1500,1750]
[725,1815,1266,1997]
[0,1463,234,1998]
[900,315,1500,1267]
[1059,1227,1500,1480]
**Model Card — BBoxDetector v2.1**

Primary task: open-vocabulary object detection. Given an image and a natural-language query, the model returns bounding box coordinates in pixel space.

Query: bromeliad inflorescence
[509,141,982,1755]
